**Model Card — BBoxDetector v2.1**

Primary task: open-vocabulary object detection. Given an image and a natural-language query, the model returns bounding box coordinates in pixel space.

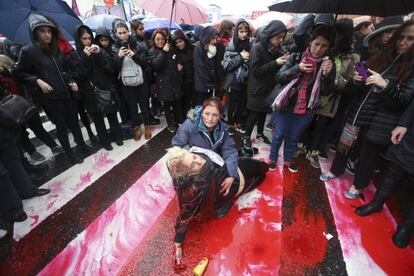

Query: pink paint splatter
[92,152,115,171]
[71,172,94,192]
[30,215,39,227]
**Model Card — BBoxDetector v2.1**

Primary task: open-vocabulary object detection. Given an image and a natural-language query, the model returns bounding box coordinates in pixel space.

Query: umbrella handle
[168,0,177,42]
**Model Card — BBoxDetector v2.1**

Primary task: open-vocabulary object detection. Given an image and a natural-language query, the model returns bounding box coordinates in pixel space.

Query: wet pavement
[0,127,413,275]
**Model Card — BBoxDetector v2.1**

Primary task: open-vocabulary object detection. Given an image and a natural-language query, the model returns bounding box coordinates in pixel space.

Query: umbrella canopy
[269,0,414,17]
[142,16,181,33]
[251,12,294,29]
[0,0,82,44]
[83,14,125,32]
[139,0,207,25]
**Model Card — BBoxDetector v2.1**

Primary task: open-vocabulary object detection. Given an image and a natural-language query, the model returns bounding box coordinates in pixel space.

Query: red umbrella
[139,0,207,25]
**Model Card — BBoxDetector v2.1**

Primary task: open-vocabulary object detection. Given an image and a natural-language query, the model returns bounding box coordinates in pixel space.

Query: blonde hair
[0,55,15,73]
[166,147,190,179]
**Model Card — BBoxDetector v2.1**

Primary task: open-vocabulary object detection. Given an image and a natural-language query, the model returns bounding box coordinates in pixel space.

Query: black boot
[66,149,83,164]
[242,136,254,157]
[392,202,414,248]
[79,143,94,154]
[355,171,399,217]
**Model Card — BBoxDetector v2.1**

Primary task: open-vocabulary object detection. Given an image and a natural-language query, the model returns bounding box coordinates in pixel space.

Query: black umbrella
[269,0,414,17]
[0,0,83,44]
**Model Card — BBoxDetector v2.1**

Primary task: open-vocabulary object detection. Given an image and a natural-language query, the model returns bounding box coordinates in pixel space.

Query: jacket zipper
[203,131,225,148]
[351,55,401,126]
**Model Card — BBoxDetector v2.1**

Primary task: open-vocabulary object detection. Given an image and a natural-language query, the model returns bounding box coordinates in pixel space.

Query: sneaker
[296,143,307,156]
[167,125,177,133]
[102,143,113,151]
[256,134,271,145]
[236,126,246,134]
[228,128,235,136]
[147,117,161,126]
[306,153,320,169]
[51,145,64,154]
[115,140,124,146]
[344,187,360,199]
[29,151,46,163]
[265,123,273,132]
[284,161,298,173]
[241,146,254,157]
[269,161,277,171]
[320,172,336,181]
[243,137,252,149]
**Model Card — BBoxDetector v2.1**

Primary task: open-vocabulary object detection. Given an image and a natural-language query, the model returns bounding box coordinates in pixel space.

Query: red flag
[72,0,80,16]
[104,0,115,8]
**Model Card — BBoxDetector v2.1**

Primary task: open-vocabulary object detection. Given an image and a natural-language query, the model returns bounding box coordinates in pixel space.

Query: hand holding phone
[355,62,369,83]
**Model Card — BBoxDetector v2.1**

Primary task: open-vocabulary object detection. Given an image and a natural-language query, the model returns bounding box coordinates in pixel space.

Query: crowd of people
[1,13,414,260]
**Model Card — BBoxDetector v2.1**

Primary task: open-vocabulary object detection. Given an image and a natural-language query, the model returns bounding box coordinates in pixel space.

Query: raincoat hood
[197,26,219,46]
[95,26,113,42]
[232,18,251,49]
[259,20,287,44]
[74,24,94,52]
[29,13,58,43]
[172,29,193,50]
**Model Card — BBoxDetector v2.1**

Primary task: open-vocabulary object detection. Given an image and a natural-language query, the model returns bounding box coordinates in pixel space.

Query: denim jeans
[269,111,315,162]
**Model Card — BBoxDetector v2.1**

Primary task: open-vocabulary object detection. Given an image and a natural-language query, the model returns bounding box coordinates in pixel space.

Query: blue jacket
[171,106,239,179]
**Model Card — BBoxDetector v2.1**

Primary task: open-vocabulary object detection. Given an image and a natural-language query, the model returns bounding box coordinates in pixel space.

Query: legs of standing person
[20,129,36,155]
[227,90,239,127]
[107,112,123,143]
[269,111,290,163]
[196,92,210,106]
[0,144,38,199]
[42,100,71,153]
[0,157,24,220]
[182,82,194,115]
[173,98,185,124]
[65,99,88,148]
[309,115,330,153]
[90,113,111,147]
[163,101,176,132]
[78,100,96,141]
[352,137,386,190]
[122,85,143,140]
[27,111,59,150]
[283,112,315,164]
[242,110,260,152]
[136,83,153,139]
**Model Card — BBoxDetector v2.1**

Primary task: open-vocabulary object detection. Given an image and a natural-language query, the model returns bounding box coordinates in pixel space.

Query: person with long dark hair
[305,19,360,168]
[148,29,184,132]
[320,21,414,201]
[242,20,289,157]
[13,14,92,165]
[73,25,123,151]
[166,146,269,268]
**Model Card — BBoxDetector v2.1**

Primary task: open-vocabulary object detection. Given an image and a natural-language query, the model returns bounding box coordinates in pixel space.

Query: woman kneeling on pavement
[268,25,335,173]
[166,146,269,268]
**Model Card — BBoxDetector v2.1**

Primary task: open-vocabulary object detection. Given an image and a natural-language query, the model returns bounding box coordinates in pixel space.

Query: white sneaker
[0,229,7,239]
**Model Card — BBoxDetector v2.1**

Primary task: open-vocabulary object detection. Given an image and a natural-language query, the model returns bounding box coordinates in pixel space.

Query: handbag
[0,93,37,128]
[90,81,117,114]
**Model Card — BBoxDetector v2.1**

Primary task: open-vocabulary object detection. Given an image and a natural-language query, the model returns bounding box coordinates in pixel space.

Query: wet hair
[368,20,414,83]
[220,20,235,38]
[309,25,334,45]
[201,97,223,114]
[166,147,189,179]
[151,29,168,48]
[113,20,129,33]
[130,19,143,33]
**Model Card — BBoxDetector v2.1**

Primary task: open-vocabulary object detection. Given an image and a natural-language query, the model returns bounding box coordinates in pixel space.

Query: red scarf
[0,75,20,95]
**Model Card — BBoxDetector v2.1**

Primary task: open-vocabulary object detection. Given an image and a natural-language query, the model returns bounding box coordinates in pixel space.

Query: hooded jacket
[246,20,287,112]
[223,19,252,92]
[73,25,119,113]
[172,29,194,87]
[171,106,239,180]
[13,14,76,103]
[193,26,221,93]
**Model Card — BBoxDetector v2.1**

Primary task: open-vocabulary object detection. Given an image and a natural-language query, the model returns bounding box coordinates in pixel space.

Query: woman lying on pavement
[166,146,269,268]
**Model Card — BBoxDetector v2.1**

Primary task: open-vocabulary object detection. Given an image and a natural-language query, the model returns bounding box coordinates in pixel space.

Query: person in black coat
[321,21,414,199]
[0,87,49,222]
[172,29,195,114]
[113,21,153,141]
[242,20,289,156]
[355,98,414,248]
[13,14,92,165]
[148,29,184,132]
[74,25,123,151]
[193,26,221,105]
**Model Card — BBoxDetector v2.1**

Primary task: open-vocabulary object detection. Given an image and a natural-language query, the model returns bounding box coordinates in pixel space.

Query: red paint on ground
[120,171,283,275]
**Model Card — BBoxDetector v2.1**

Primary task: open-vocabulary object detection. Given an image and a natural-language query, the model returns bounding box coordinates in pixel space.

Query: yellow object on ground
[193,257,209,276]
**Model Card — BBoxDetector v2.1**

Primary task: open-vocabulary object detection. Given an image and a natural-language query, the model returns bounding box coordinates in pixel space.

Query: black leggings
[224,158,269,199]
[244,110,267,137]
[227,88,247,126]
[42,98,85,153]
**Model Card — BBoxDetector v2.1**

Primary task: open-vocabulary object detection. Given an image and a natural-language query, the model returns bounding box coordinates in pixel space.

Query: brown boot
[133,126,142,141]
[144,125,152,140]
